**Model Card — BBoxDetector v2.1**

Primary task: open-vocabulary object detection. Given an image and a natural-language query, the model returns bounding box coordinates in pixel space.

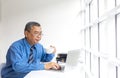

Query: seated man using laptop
[1,21,60,78]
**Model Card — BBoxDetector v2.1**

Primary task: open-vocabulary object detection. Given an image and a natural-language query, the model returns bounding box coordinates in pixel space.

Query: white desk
[24,67,82,78]
[24,70,64,78]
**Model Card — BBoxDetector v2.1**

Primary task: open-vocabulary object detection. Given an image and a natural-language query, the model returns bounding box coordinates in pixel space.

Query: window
[80,0,120,78]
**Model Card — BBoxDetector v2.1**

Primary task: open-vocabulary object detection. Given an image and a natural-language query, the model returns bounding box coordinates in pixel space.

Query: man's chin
[34,41,39,44]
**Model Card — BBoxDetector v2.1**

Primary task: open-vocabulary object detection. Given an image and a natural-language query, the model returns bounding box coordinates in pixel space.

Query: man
[1,21,60,78]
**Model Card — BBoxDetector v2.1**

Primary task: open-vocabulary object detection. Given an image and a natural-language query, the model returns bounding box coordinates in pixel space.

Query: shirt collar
[23,38,31,48]
[24,38,37,49]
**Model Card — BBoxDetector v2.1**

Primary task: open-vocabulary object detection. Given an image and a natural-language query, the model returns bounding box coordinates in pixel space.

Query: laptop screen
[64,49,81,71]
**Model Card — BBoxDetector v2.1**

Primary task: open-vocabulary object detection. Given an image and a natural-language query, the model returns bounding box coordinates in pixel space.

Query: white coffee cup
[46,47,54,54]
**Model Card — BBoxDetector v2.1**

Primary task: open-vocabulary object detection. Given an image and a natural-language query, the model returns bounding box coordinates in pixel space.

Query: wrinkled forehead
[30,26,42,32]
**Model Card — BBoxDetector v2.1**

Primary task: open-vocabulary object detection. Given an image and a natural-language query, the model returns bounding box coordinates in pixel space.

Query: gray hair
[24,21,41,32]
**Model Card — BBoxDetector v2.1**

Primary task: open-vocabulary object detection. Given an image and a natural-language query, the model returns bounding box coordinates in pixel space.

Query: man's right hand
[44,62,60,70]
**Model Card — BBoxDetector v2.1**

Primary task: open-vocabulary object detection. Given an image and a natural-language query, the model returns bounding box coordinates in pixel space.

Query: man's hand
[44,62,60,70]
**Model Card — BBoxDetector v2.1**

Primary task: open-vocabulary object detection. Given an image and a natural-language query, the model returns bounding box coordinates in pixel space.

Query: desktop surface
[24,68,81,78]
[24,70,64,78]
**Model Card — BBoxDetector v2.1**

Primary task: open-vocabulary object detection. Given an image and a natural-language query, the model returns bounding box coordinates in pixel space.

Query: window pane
[106,0,115,12]
[91,55,99,78]
[91,25,98,51]
[99,17,115,56]
[91,25,99,78]
[85,29,91,78]
[99,17,116,78]
[85,6,90,27]
[85,29,90,49]
[90,0,98,23]
[100,58,108,78]
[116,0,120,6]
[99,0,107,17]
[99,0,115,17]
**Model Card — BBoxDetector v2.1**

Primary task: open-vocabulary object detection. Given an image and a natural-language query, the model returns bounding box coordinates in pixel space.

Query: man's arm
[9,46,45,73]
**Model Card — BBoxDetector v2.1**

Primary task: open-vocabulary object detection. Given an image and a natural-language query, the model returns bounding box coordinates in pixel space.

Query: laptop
[50,49,81,72]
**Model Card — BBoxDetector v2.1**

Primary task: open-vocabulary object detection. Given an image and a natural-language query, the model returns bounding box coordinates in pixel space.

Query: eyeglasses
[32,32,43,37]
[28,31,43,37]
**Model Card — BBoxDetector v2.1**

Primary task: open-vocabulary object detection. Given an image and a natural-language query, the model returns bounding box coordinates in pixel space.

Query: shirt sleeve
[41,48,55,62]
[9,46,45,73]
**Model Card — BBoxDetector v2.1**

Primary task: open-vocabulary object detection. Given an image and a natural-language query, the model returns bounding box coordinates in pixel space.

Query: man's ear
[24,31,28,37]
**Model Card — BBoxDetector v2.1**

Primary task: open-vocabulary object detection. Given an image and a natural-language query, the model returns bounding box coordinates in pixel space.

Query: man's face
[25,26,42,45]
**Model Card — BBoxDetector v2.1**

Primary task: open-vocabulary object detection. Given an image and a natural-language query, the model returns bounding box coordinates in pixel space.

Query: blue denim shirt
[1,38,54,78]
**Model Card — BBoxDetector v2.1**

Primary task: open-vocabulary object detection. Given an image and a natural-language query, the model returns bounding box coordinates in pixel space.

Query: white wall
[0,0,81,63]
[0,0,5,64]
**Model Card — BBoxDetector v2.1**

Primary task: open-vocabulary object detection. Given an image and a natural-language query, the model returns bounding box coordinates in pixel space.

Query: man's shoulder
[11,38,24,47]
